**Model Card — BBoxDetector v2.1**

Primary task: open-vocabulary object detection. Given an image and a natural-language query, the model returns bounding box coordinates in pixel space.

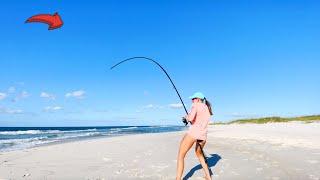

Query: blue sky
[0,1,319,126]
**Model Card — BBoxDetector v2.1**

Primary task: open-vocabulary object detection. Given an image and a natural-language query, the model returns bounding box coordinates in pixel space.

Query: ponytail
[203,98,213,116]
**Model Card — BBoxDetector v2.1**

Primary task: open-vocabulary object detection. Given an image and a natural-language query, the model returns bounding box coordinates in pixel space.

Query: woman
[176,92,213,180]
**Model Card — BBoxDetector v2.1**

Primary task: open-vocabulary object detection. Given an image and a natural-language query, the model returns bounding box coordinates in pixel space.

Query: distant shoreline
[212,114,320,125]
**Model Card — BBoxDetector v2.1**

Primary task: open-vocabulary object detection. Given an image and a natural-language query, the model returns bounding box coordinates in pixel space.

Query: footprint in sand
[22,173,31,177]
[115,170,123,175]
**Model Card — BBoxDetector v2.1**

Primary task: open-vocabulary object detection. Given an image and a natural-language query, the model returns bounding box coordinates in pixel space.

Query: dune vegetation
[212,115,320,125]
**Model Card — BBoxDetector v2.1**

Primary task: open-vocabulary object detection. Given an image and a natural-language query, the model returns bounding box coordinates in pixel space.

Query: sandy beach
[1,122,320,180]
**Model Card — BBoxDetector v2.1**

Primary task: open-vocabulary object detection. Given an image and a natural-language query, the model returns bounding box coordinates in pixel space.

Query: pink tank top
[186,102,211,141]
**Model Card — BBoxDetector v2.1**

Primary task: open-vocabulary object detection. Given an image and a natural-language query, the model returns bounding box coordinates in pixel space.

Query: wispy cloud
[21,91,29,98]
[65,90,86,99]
[142,103,185,110]
[40,92,56,100]
[0,107,23,114]
[137,103,185,112]
[43,106,63,112]
[7,87,15,93]
[135,104,162,113]
[142,104,164,109]
[0,92,7,100]
[168,103,184,109]
[143,104,155,109]
[12,91,30,102]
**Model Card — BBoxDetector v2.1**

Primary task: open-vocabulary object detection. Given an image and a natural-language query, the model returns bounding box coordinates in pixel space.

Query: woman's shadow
[183,154,221,180]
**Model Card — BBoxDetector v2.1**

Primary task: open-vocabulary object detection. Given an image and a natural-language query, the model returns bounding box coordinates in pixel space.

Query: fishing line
[110,56,210,172]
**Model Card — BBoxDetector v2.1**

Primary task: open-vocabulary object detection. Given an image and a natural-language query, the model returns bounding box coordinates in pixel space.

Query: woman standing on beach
[176,92,213,180]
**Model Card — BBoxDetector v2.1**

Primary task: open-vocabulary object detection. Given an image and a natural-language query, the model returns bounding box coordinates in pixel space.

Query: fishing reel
[182,117,188,126]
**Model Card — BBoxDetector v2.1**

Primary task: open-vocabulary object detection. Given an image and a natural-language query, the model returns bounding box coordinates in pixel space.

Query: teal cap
[189,92,205,99]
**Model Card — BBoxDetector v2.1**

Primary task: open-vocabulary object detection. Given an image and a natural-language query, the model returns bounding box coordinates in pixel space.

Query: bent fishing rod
[110,56,209,167]
[111,56,188,116]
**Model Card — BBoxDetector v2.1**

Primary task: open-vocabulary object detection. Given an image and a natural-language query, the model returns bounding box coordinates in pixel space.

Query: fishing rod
[110,56,209,169]
[111,57,188,116]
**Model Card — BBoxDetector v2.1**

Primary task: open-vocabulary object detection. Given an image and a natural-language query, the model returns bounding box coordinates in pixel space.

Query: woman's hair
[203,98,213,115]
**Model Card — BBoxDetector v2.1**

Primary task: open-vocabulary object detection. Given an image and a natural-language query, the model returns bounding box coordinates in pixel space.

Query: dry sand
[1,122,320,180]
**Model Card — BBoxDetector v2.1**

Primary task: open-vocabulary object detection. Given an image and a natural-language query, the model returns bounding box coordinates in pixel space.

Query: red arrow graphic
[26,12,63,30]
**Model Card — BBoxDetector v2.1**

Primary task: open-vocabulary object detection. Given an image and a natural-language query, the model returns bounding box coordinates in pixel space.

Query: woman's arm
[185,104,197,123]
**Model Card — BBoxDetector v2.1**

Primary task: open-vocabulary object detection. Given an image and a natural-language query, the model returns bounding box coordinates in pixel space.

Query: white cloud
[8,87,15,93]
[13,91,30,102]
[21,91,29,98]
[43,106,63,112]
[142,104,164,109]
[0,107,23,114]
[40,92,56,100]
[137,103,185,113]
[136,104,164,113]
[65,90,85,99]
[0,92,7,100]
[144,104,155,109]
[168,103,184,109]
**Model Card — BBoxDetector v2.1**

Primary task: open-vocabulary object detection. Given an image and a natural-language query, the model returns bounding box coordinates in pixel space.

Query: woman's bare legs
[176,133,196,180]
[195,140,211,179]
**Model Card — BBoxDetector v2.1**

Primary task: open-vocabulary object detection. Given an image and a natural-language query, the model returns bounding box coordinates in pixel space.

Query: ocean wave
[0,139,58,152]
[0,130,44,135]
[0,132,102,152]
[109,128,122,133]
[62,128,98,133]
[157,125,171,128]
[0,137,50,152]
[121,126,138,130]
[54,132,102,140]
[0,132,101,145]
[0,136,48,144]
[0,128,98,136]
[0,126,185,152]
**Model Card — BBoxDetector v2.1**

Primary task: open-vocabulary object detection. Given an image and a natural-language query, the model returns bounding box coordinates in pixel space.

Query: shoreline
[0,126,187,153]
[1,122,319,179]
[1,129,186,154]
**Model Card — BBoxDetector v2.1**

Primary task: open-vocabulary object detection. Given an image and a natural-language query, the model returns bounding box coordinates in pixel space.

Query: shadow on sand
[183,154,222,180]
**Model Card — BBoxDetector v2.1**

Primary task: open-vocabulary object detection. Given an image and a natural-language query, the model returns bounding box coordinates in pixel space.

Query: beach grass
[211,115,320,125]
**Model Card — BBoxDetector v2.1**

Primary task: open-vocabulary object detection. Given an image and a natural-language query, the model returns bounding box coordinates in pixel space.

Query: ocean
[0,126,186,152]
